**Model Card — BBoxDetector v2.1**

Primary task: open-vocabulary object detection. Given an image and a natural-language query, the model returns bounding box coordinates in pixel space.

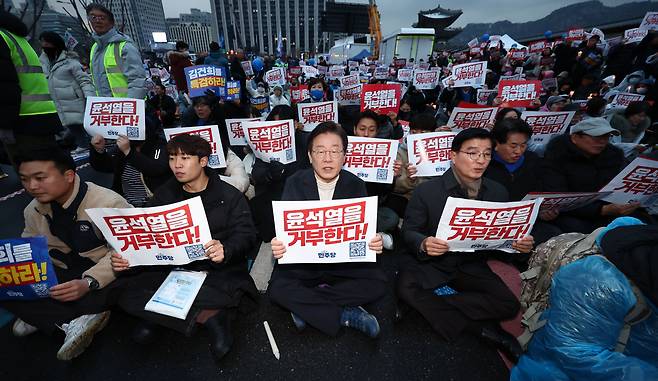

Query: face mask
[43,47,58,59]
[310,89,324,101]
[628,77,641,85]
[636,87,649,94]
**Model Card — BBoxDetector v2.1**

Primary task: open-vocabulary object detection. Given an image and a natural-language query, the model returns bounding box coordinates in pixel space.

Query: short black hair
[451,128,494,152]
[306,77,327,92]
[86,3,115,23]
[586,96,607,116]
[409,113,436,132]
[495,107,521,123]
[267,105,296,121]
[491,118,533,144]
[307,121,348,154]
[354,110,380,130]
[625,101,649,118]
[209,41,220,51]
[175,41,189,51]
[39,31,66,53]
[155,83,166,90]
[14,145,76,174]
[166,134,211,159]
[192,96,213,107]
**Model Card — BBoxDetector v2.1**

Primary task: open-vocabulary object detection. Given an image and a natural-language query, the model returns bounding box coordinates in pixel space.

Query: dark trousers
[397,263,519,342]
[65,124,90,149]
[268,268,387,336]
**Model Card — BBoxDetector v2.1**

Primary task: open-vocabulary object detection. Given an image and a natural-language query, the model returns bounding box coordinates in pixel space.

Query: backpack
[517,228,652,351]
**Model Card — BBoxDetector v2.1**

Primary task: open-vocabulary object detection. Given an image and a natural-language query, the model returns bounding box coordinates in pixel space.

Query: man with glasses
[398,128,534,363]
[541,117,640,234]
[86,3,145,99]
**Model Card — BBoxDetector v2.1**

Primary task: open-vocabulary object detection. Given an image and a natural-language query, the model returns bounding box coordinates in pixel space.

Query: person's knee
[396,270,418,302]
[497,293,521,319]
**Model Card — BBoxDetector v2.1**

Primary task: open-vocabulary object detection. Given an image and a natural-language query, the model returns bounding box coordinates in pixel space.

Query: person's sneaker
[380,232,394,251]
[340,306,380,338]
[290,312,307,331]
[12,318,38,337]
[56,312,110,361]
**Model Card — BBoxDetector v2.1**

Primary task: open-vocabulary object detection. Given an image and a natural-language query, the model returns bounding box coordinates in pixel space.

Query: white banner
[241,61,254,76]
[639,12,658,31]
[164,125,226,169]
[334,84,362,106]
[272,197,378,264]
[225,117,262,145]
[451,61,487,88]
[446,107,497,131]
[242,120,297,164]
[625,28,648,44]
[406,132,455,177]
[521,192,612,212]
[87,197,212,267]
[301,65,319,78]
[374,66,389,79]
[397,68,413,82]
[610,92,645,108]
[297,101,339,132]
[521,111,575,145]
[328,65,344,80]
[412,70,439,90]
[600,157,658,206]
[436,197,542,252]
[476,89,497,105]
[264,67,286,86]
[344,136,399,184]
[83,97,145,140]
[339,74,359,88]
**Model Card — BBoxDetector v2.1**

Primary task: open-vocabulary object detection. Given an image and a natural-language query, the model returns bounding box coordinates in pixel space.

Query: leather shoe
[479,325,523,364]
[205,313,234,360]
[132,320,160,345]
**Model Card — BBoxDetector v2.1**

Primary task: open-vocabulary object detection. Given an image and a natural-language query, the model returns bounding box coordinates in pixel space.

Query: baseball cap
[570,117,620,136]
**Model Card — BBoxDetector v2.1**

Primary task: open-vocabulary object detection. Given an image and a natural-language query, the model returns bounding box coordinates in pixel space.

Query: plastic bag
[511,256,658,381]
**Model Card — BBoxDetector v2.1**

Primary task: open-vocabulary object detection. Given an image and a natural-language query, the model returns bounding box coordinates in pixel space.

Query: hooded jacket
[90,27,145,99]
[39,51,95,126]
[167,50,193,92]
[609,111,651,143]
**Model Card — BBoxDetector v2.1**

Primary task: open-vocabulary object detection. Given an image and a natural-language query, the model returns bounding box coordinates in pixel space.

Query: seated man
[2,146,131,360]
[542,117,640,234]
[269,122,386,338]
[398,128,534,363]
[111,134,259,360]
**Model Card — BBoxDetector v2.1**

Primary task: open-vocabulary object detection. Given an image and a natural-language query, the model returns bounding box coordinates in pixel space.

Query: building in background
[414,4,463,42]
[106,0,167,51]
[168,8,218,47]
[168,22,213,53]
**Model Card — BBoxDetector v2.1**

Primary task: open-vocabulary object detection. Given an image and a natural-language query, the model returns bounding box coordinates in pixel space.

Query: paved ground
[0,162,510,381]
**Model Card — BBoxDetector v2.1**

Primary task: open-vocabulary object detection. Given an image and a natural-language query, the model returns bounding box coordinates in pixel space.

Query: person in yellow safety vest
[0,10,62,169]
[86,3,146,99]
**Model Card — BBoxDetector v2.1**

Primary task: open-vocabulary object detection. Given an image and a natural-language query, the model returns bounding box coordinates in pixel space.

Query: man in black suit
[398,128,534,362]
[269,122,386,338]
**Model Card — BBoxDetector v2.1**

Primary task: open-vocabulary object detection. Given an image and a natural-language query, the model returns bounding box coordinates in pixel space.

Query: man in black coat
[399,128,534,363]
[111,134,258,360]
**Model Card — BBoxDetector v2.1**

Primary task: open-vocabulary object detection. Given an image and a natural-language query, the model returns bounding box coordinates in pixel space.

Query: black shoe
[132,320,160,345]
[479,325,523,364]
[205,313,234,361]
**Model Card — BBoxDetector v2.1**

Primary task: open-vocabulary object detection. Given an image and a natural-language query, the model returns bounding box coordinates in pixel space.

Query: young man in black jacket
[111,134,258,360]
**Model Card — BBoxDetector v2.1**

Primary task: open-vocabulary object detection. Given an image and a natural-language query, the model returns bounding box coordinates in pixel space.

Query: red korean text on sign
[89,100,139,127]
[454,62,484,82]
[247,121,292,153]
[283,201,368,247]
[447,204,536,241]
[451,109,495,130]
[525,113,569,135]
[413,134,454,165]
[614,166,658,195]
[301,102,335,125]
[345,141,392,169]
[170,127,217,153]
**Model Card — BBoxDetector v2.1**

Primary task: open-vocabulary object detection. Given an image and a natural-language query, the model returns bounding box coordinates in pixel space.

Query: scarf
[450,164,482,199]
[493,151,525,174]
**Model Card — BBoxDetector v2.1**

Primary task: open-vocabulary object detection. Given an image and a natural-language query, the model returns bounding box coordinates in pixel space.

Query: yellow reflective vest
[90,41,129,97]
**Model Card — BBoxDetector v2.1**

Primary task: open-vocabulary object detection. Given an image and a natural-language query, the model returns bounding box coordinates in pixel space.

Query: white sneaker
[56,311,111,361]
[12,318,38,337]
[380,232,394,251]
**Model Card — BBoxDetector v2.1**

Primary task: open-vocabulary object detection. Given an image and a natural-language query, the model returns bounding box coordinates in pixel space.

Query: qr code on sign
[376,168,388,181]
[30,282,50,297]
[208,155,220,167]
[349,241,366,258]
[126,127,139,138]
[285,149,293,161]
[185,244,205,260]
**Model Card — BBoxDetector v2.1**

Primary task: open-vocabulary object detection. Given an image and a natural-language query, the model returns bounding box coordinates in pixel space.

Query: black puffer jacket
[485,151,543,201]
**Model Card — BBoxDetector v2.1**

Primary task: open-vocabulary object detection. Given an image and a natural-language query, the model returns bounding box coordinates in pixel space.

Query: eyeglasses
[87,14,108,21]
[312,149,344,158]
[459,151,492,161]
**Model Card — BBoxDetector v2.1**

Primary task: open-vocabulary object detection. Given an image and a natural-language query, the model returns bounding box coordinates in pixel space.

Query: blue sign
[224,80,241,101]
[0,236,58,300]
[184,65,226,98]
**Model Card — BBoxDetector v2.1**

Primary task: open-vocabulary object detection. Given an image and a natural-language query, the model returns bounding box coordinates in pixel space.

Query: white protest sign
[397,68,413,82]
[225,117,262,145]
[86,197,212,267]
[83,97,145,140]
[159,68,170,82]
[467,38,479,48]
[374,66,389,79]
[406,132,455,177]
[242,120,297,164]
[476,89,497,105]
[446,107,497,131]
[610,92,645,108]
[272,196,378,264]
[264,67,286,86]
[436,197,542,253]
[600,157,658,206]
[344,137,399,184]
[301,65,319,78]
[624,28,648,44]
[522,192,612,212]
[241,61,254,76]
[451,61,487,88]
[328,65,344,80]
[164,125,227,168]
[64,30,78,50]
[521,111,575,145]
[334,84,362,106]
[297,101,339,132]
[339,74,359,88]
[412,70,439,90]
[639,12,658,31]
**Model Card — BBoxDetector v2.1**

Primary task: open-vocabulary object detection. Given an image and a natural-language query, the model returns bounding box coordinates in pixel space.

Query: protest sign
[498,80,542,107]
[83,97,145,140]
[159,68,170,82]
[436,197,542,252]
[417,62,430,70]
[165,85,177,99]
[164,125,226,168]
[624,28,648,44]
[344,137,399,184]
[297,101,338,132]
[498,74,524,84]
[398,120,410,145]
[476,89,497,105]
[610,92,645,108]
[467,37,479,48]
[288,66,302,77]
[451,61,487,88]
[250,96,270,114]
[317,65,329,76]
[469,47,482,56]
[225,117,261,145]
[374,66,389,80]
[639,12,658,31]
[339,74,359,88]
[334,84,362,106]
[242,120,297,164]
[264,67,286,86]
[360,84,401,115]
[290,85,310,103]
[406,132,455,177]
[397,68,413,82]
[241,61,254,76]
[521,110,575,145]
[144,270,206,320]
[0,236,58,301]
[87,197,213,267]
[567,28,585,42]
[64,30,78,50]
[413,70,439,90]
[184,65,226,97]
[328,65,344,80]
[394,58,407,68]
[149,68,160,77]
[510,50,526,60]
[348,60,359,69]
[522,192,612,212]
[272,196,378,264]
[224,80,241,101]
[529,40,546,54]
[301,65,319,78]
[446,107,497,131]
[600,157,658,206]
[541,77,558,90]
